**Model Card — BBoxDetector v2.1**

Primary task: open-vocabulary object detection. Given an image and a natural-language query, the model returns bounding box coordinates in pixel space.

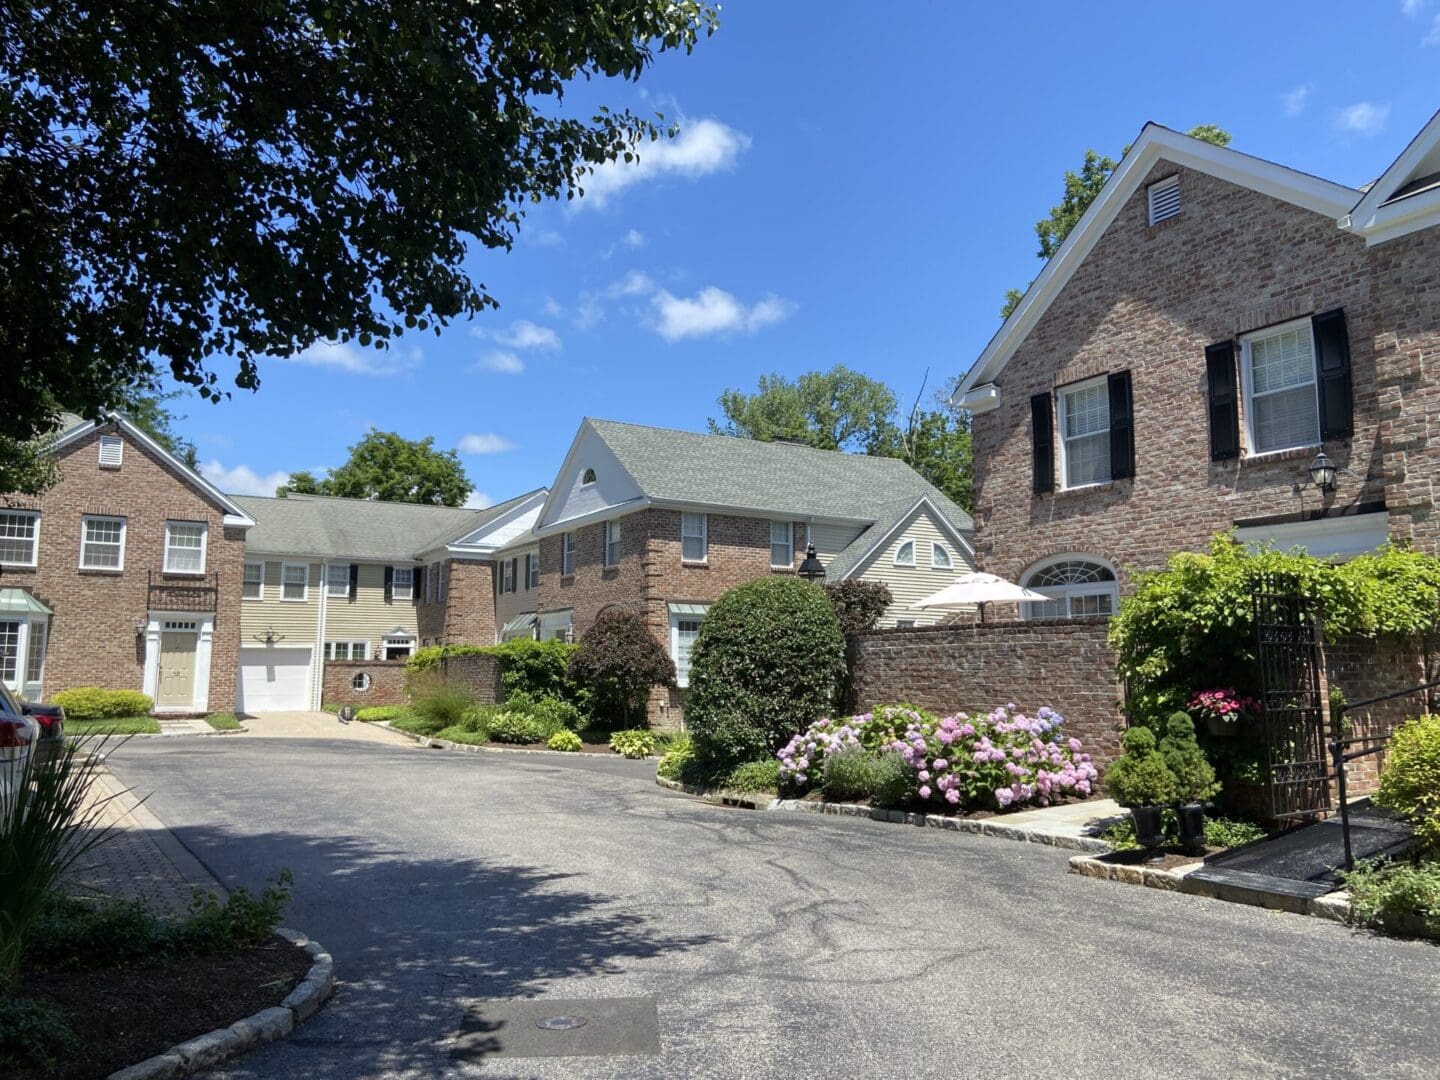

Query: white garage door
[238,647,313,713]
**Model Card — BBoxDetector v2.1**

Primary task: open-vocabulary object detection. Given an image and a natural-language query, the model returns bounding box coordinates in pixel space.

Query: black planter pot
[1130,804,1166,850]
[1176,802,1207,855]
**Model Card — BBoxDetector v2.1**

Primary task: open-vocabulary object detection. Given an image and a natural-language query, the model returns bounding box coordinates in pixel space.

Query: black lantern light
[798,542,826,583]
[1308,451,1337,493]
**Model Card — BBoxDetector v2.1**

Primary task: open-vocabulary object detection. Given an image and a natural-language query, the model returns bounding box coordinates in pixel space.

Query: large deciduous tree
[277,430,473,506]
[1,1,718,491]
[710,365,898,453]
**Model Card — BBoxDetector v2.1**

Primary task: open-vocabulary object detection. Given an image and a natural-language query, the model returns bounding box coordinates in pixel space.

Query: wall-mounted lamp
[1308,451,1338,493]
[252,627,286,646]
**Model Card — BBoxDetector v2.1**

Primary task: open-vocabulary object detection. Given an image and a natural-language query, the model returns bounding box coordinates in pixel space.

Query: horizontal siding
[325,561,419,645]
[855,508,973,627]
[495,546,540,628]
[240,560,321,642]
[811,522,867,562]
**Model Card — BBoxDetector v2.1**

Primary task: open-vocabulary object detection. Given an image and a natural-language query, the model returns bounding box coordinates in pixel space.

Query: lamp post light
[798,542,826,583]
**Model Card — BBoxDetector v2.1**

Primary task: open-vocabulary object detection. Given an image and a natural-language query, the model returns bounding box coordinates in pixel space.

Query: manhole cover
[536,1016,587,1031]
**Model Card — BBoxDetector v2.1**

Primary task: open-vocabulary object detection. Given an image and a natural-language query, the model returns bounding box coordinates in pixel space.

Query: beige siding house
[851,503,976,626]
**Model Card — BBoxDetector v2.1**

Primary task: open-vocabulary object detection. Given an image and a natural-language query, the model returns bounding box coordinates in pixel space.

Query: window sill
[78,567,123,575]
[1049,480,1119,497]
[161,570,207,578]
[769,566,796,574]
[559,574,576,585]
[681,560,709,569]
[1240,444,1323,466]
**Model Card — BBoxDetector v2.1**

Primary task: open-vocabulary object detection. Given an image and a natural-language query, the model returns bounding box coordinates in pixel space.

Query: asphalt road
[105,736,1439,1080]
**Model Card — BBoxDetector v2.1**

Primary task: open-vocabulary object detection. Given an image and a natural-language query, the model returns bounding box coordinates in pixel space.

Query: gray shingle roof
[232,490,540,561]
[586,419,974,533]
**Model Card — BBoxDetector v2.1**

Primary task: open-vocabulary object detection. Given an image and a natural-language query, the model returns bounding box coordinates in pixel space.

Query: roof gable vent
[1147,176,1182,226]
[98,434,124,468]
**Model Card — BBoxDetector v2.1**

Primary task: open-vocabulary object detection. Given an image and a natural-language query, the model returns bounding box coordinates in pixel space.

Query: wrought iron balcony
[147,570,220,613]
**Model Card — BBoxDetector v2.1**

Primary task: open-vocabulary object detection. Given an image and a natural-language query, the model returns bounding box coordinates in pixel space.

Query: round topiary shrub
[685,577,846,770]
[1376,714,1440,849]
[566,608,675,727]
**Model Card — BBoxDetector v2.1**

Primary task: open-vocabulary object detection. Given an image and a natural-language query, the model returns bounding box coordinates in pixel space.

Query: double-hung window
[281,563,308,601]
[1058,377,1111,488]
[80,516,125,570]
[324,641,368,661]
[525,552,540,589]
[1241,319,1321,455]
[562,532,577,575]
[0,511,39,567]
[769,521,793,568]
[605,521,622,567]
[163,521,207,574]
[243,561,264,600]
[326,563,350,598]
[392,566,413,600]
[501,559,516,593]
[681,513,707,562]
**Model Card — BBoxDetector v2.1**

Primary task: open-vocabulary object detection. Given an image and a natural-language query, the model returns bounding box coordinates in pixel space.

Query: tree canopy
[1001,124,1232,319]
[277,429,473,506]
[1,1,718,491]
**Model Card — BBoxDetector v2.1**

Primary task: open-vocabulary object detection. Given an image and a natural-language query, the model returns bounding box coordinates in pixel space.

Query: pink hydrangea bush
[776,716,866,787]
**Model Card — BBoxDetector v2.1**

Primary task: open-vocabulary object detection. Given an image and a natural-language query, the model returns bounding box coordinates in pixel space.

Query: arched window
[1021,556,1118,619]
[581,468,597,485]
[893,540,916,567]
[931,543,953,570]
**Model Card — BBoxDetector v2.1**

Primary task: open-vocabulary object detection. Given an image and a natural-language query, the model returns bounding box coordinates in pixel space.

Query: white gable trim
[1342,109,1440,247]
[534,419,650,535]
[426,489,548,557]
[50,413,257,527]
[837,496,976,581]
[953,124,1361,402]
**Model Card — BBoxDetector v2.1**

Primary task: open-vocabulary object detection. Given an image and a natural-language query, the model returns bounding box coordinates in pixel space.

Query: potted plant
[1188,688,1257,738]
[1104,727,1177,853]
[1160,711,1221,855]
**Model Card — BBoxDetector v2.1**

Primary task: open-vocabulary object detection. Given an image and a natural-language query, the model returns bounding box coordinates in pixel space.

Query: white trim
[242,560,265,601]
[0,509,40,568]
[769,519,794,569]
[142,610,215,712]
[604,519,622,567]
[952,124,1361,401]
[326,561,350,598]
[1234,512,1390,561]
[1020,554,1120,620]
[163,520,208,575]
[668,605,708,689]
[562,531,577,575]
[1344,109,1440,246]
[960,383,1001,414]
[681,512,708,563]
[837,496,977,580]
[78,514,127,571]
[1056,375,1112,490]
[893,540,916,567]
[1239,317,1321,457]
[323,640,370,661]
[423,487,548,558]
[280,561,309,602]
[391,565,414,601]
[236,643,316,714]
[0,613,50,699]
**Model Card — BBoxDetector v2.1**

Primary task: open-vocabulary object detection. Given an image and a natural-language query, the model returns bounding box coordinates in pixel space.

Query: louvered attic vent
[1148,176,1181,225]
[98,434,124,468]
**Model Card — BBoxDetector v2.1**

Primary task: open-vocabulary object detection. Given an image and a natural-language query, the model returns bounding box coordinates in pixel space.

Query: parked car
[0,682,64,764]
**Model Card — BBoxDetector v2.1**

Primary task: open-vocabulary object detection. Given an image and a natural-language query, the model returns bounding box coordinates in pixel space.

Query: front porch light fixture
[1308,451,1337,493]
[798,542,826,583]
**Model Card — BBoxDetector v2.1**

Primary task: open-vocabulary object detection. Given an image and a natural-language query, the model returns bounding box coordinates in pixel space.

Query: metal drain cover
[451,997,659,1060]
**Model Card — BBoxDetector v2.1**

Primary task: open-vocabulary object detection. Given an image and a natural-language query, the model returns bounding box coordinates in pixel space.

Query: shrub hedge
[1376,714,1440,849]
[50,688,153,721]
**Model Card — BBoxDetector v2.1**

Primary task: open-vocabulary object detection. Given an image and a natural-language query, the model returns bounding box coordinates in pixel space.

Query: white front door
[238,647,313,713]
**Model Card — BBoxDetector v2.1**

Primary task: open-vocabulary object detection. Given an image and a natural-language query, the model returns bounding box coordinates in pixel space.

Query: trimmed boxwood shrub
[487,710,560,745]
[50,688,153,721]
[486,639,584,704]
[567,608,674,726]
[1376,714,1440,849]
[685,577,846,770]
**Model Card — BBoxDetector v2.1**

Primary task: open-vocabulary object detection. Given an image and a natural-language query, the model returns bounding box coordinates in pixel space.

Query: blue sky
[191,2,1440,507]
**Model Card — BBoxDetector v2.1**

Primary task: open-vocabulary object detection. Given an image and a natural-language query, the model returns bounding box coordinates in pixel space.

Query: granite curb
[106,928,334,1080]
[654,775,1113,853]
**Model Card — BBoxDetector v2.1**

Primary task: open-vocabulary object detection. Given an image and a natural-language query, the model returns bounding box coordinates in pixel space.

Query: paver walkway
[158,717,214,736]
[238,711,417,745]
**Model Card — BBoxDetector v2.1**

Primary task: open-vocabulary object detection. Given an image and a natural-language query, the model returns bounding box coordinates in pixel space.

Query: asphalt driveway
[104,735,1439,1080]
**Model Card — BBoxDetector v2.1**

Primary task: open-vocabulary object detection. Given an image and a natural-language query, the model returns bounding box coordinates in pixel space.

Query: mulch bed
[12,937,313,1080]
[1101,846,1220,872]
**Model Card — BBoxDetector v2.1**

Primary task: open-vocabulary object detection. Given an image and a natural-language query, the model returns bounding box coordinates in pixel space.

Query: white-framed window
[501,559,516,593]
[669,607,708,688]
[894,540,916,567]
[25,621,47,696]
[392,566,413,601]
[1147,175,1181,226]
[1241,318,1321,455]
[1057,376,1111,489]
[931,543,953,570]
[0,621,20,686]
[327,563,350,598]
[79,515,126,570]
[525,552,540,589]
[1021,556,1119,620]
[681,512,708,562]
[281,562,309,602]
[97,434,124,468]
[538,610,573,642]
[163,521,207,574]
[242,561,264,600]
[562,532,576,575]
[895,619,917,628]
[352,672,372,691]
[0,511,40,567]
[769,521,793,568]
[383,634,416,660]
[324,641,369,661]
[581,467,597,485]
[605,520,622,567]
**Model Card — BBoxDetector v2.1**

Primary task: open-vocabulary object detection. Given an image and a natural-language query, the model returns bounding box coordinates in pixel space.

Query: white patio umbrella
[914,572,1053,623]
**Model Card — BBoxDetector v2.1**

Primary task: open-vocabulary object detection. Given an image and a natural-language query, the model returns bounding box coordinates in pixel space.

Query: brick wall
[1,422,245,708]
[322,659,409,709]
[419,558,498,646]
[1323,633,1440,794]
[849,618,1126,766]
[428,651,505,705]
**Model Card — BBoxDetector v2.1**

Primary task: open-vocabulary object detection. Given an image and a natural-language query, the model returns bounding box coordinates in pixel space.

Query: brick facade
[849,619,1126,767]
[429,652,505,706]
[1,423,245,710]
[322,659,409,710]
[418,558,499,646]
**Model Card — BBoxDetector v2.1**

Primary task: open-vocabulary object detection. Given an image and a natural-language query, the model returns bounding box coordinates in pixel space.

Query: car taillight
[0,720,28,748]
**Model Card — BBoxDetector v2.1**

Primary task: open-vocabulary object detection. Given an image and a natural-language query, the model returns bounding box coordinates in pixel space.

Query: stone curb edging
[1067,853,1352,922]
[106,928,335,1080]
[654,775,1113,854]
[383,723,661,760]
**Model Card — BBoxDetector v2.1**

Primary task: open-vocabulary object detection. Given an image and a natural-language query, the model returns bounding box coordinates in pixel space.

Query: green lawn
[204,713,244,731]
[64,716,161,735]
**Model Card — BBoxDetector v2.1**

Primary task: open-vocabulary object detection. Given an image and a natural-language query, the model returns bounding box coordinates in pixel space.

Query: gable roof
[953,124,1362,404]
[536,418,973,541]
[825,494,975,581]
[1343,108,1440,246]
[50,412,256,527]
[233,489,542,562]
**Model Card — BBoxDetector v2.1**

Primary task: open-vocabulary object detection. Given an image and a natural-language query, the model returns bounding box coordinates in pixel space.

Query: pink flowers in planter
[1188,688,1257,720]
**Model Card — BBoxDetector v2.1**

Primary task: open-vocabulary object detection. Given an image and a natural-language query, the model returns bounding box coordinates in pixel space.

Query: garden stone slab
[109,1053,186,1080]
[173,1029,243,1071]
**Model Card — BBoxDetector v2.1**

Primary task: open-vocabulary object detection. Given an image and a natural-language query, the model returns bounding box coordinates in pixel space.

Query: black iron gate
[1253,584,1332,821]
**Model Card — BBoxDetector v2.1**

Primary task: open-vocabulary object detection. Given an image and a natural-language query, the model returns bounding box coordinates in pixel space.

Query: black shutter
[348,563,358,601]
[1031,393,1054,494]
[1313,308,1354,441]
[1107,370,1135,480]
[414,565,425,605]
[509,557,518,593]
[384,565,394,603]
[1205,340,1240,461]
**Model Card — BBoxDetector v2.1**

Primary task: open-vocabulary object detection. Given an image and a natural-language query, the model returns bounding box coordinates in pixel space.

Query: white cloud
[1281,83,1313,118]
[281,340,420,376]
[527,228,564,247]
[473,319,561,351]
[1425,13,1440,42]
[1335,102,1390,136]
[464,490,494,509]
[575,118,751,209]
[472,350,525,375]
[457,433,516,455]
[650,287,796,342]
[623,228,646,248]
[1403,0,1423,16]
[574,271,658,329]
[199,459,290,497]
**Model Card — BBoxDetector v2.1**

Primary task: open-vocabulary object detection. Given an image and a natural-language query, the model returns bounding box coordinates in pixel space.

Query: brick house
[530,419,976,724]
[951,115,1440,611]
[0,414,255,712]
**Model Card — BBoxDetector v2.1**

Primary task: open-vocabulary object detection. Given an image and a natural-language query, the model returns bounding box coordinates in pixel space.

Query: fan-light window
[894,540,916,567]
[931,543,953,570]
[1021,558,1118,619]
[1148,176,1181,225]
